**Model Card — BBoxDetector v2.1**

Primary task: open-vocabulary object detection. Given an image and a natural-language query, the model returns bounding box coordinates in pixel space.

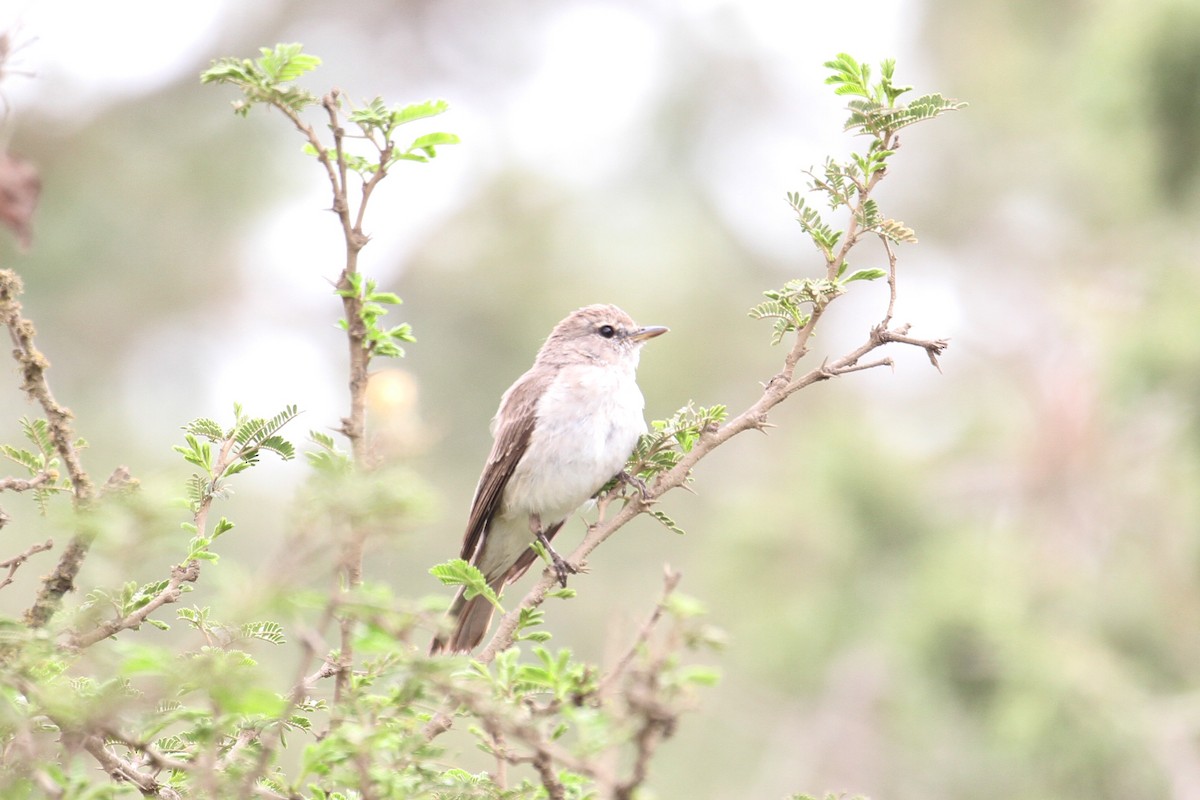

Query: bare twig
[0,470,53,492]
[828,356,894,376]
[880,234,899,327]
[612,600,688,800]
[0,537,51,591]
[874,326,949,371]
[613,690,675,800]
[597,566,682,699]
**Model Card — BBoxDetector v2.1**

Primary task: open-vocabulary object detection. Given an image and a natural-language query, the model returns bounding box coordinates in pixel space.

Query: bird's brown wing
[459,370,548,564]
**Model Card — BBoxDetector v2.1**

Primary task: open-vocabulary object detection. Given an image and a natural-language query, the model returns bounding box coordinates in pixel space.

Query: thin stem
[0,538,51,592]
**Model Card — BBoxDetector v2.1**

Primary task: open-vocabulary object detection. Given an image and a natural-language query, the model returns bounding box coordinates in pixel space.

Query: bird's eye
[598,324,616,339]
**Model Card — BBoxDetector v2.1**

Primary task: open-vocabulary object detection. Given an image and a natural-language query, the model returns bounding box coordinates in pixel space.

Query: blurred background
[2,0,1199,797]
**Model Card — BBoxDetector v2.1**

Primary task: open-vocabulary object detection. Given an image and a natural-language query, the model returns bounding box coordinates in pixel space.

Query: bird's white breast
[502,361,646,524]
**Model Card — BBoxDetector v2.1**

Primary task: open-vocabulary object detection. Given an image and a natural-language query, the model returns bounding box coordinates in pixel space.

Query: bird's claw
[618,470,651,503]
[548,550,578,588]
[536,529,578,587]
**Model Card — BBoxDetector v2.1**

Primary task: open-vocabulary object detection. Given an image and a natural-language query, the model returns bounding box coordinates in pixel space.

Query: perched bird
[431,304,668,654]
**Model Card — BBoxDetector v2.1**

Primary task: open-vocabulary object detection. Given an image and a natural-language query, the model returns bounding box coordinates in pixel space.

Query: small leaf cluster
[175,404,296,511]
[476,645,595,704]
[338,97,460,171]
[200,43,322,117]
[302,98,459,178]
[336,274,416,359]
[1,417,78,512]
[78,578,179,633]
[626,402,728,484]
[749,277,843,345]
[617,403,727,536]
[825,52,965,137]
[305,431,352,476]
[177,605,286,647]
[429,559,502,611]
[173,404,296,564]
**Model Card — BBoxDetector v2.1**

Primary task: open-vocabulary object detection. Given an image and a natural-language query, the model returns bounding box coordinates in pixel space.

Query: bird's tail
[430,584,500,655]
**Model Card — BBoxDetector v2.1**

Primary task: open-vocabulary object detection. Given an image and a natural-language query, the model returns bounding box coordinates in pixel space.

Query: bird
[430,304,668,654]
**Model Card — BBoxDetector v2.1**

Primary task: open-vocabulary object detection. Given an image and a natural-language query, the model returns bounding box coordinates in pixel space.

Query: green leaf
[650,510,686,535]
[823,52,871,98]
[239,621,286,645]
[183,418,224,441]
[665,592,707,619]
[404,132,461,159]
[878,218,918,244]
[676,665,721,687]
[366,290,402,305]
[257,43,321,84]
[843,268,887,283]
[392,99,450,125]
[255,435,296,461]
[429,560,501,609]
[348,97,389,127]
[2,444,44,474]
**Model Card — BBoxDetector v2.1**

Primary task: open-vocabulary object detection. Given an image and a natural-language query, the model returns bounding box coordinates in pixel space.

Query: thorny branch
[596,566,682,699]
[265,88,388,707]
[0,270,98,628]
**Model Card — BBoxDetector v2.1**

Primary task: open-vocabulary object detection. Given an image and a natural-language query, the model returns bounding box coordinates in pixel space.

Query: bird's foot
[537,529,577,588]
[618,470,651,503]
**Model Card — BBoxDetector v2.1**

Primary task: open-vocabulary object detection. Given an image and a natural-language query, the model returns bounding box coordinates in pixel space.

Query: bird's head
[537,304,668,369]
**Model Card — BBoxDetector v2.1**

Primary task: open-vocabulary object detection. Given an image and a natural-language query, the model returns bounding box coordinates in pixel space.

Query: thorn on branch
[749,414,774,434]
[874,325,950,372]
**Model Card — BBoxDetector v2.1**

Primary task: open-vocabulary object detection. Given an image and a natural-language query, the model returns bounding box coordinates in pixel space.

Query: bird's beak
[629,325,669,343]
